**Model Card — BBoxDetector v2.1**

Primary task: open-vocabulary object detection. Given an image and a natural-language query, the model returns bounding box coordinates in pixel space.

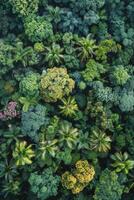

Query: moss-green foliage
[34,42,45,52]
[40,67,75,102]
[93,169,124,200]
[95,39,121,63]
[112,66,130,85]
[24,15,53,42]
[82,59,105,82]
[0,40,14,76]
[29,168,60,200]
[19,72,39,97]
[10,0,39,16]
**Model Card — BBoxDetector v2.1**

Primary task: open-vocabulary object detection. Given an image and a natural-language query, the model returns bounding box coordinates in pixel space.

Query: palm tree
[111,152,134,174]
[89,129,111,152]
[59,121,79,149]
[76,35,97,61]
[39,139,58,160]
[59,97,78,117]
[12,141,35,166]
[45,43,64,66]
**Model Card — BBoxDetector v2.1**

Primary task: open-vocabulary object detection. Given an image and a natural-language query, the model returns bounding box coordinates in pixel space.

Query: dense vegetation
[0,0,134,199]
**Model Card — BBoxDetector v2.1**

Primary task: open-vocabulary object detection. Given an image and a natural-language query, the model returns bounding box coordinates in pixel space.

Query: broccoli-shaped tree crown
[40,67,75,102]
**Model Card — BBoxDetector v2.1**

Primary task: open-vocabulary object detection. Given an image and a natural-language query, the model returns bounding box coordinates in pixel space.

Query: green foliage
[76,35,97,61]
[93,83,115,103]
[12,141,35,166]
[64,54,80,70]
[93,169,124,200]
[119,92,134,112]
[82,59,106,82]
[111,152,134,174]
[78,81,86,90]
[0,159,17,181]
[86,100,121,131]
[47,6,61,24]
[39,139,58,160]
[58,121,79,149]
[96,39,121,62]
[114,48,133,66]
[74,193,91,200]
[13,40,40,67]
[2,180,20,198]
[112,66,130,85]
[19,96,38,112]
[115,134,126,150]
[21,104,49,142]
[0,40,14,76]
[24,15,53,42]
[59,97,78,117]
[10,0,39,16]
[89,129,111,152]
[45,43,64,66]
[29,168,60,200]
[54,0,105,35]
[0,38,39,73]
[37,117,80,163]
[78,132,90,150]
[19,72,39,97]
[3,81,15,94]
[37,116,60,160]
[34,42,45,52]
[40,67,75,102]
[107,0,134,47]
[42,115,60,141]
[56,148,72,165]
